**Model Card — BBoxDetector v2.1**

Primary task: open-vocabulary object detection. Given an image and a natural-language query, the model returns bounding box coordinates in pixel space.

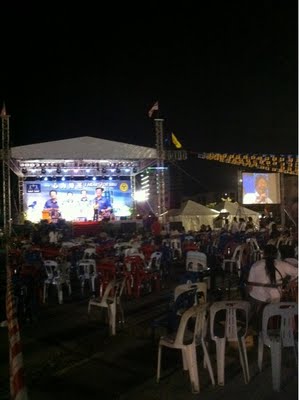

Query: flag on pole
[148,101,159,118]
[171,132,182,149]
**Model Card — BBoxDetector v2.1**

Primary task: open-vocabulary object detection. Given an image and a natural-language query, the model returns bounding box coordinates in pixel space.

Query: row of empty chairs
[156,299,298,393]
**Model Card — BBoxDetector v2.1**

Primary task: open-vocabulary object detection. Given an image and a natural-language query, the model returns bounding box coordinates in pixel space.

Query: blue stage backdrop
[23,179,132,222]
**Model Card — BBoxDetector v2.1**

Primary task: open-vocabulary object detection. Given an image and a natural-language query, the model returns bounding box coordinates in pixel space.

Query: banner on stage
[23,179,133,223]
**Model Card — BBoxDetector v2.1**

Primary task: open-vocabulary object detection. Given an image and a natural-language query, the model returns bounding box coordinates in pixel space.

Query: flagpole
[154,116,166,223]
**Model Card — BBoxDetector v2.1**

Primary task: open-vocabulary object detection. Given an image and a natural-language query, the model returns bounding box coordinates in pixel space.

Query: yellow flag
[171,132,182,149]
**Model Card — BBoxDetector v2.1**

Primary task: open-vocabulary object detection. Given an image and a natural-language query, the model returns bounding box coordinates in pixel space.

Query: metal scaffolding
[154,118,166,221]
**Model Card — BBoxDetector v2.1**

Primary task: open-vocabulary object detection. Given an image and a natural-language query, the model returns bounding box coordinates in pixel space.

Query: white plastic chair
[43,260,72,305]
[170,238,182,259]
[147,251,163,270]
[174,282,207,305]
[157,303,215,393]
[209,300,250,386]
[77,259,97,296]
[221,244,246,276]
[186,250,211,289]
[258,302,298,392]
[246,238,262,263]
[186,251,207,272]
[88,277,127,335]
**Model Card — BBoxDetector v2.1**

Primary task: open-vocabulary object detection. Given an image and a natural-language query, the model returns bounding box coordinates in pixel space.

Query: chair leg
[181,348,188,371]
[185,344,200,393]
[238,337,250,384]
[43,283,48,303]
[258,334,264,371]
[271,340,282,391]
[201,338,215,386]
[157,345,162,382]
[117,302,125,325]
[68,281,72,296]
[215,338,226,385]
[108,303,116,335]
[57,285,63,304]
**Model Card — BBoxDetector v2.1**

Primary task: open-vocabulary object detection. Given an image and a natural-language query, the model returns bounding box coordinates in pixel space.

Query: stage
[71,219,144,237]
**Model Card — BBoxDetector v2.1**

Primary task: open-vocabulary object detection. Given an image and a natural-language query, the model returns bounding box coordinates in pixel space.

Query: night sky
[1,2,297,193]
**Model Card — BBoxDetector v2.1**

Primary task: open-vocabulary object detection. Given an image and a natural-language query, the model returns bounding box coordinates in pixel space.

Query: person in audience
[279,244,298,268]
[230,216,239,234]
[247,244,297,332]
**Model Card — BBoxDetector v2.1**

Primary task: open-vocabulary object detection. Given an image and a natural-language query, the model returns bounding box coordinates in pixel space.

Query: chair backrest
[78,260,97,276]
[210,300,250,341]
[44,260,59,280]
[231,245,243,261]
[246,237,260,251]
[261,302,298,347]
[174,282,207,304]
[186,251,207,272]
[102,277,127,303]
[83,248,97,259]
[174,304,208,347]
[147,251,163,270]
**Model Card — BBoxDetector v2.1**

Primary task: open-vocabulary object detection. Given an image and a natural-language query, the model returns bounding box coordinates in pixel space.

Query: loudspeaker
[120,222,137,233]
[169,221,183,231]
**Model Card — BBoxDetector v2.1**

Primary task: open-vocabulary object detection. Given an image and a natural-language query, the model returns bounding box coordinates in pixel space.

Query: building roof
[11,136,157,160]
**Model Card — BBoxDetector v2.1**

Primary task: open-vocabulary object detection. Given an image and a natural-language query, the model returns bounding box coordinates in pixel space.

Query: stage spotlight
[133,167,137,173]
[41,167,46,174]
[21,168,27,174]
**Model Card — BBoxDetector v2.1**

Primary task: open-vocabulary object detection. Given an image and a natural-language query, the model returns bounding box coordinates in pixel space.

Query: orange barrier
[6,254,28,399]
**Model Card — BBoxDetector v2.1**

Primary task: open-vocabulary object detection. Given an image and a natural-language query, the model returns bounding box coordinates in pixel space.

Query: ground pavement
[0,265,297,400]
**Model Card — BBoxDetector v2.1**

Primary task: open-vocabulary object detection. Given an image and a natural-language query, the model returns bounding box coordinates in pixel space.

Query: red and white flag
[148,101,159,118]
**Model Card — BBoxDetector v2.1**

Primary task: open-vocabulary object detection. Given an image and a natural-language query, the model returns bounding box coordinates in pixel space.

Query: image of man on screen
[243,175,273,204]
[93,187,112,221]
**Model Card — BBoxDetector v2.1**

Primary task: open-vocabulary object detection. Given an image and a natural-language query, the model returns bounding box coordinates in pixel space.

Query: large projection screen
[23,179,132,222]
[242,172,281,205]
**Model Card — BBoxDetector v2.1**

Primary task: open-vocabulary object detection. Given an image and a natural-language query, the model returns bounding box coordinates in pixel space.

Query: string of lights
[196,152,298,175]
[164,149,298,175]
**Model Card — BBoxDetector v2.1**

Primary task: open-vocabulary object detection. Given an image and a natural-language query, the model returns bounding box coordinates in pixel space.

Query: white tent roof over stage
[11,136,157,160]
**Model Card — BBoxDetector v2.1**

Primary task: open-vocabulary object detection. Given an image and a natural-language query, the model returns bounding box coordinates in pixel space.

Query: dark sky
[1,2,297,193]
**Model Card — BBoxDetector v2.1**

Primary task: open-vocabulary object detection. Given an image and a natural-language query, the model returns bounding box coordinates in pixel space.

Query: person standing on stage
[44,190,60,222]
[78,189,92,221]
[93,187,112,221]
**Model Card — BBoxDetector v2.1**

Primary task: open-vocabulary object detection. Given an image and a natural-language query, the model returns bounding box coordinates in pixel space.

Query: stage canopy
[10,136,157,177]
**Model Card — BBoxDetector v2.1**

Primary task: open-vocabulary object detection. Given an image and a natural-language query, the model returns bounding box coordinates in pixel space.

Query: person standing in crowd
[93,187,112,221]
[247,244,297,331]
[230,216,239,234]
[243,175,273,204]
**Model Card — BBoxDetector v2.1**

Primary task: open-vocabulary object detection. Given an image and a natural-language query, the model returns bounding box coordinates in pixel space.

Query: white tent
[217,201,260,225]
[167,200,220,231]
